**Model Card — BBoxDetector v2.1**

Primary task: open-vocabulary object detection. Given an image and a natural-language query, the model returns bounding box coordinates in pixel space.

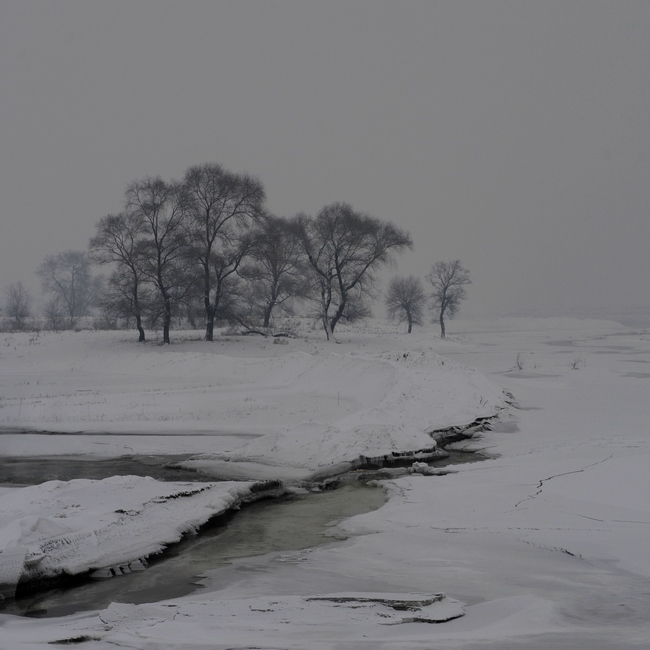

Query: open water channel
[0,451,481,618]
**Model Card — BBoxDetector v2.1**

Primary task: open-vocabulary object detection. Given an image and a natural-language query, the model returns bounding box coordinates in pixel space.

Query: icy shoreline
[0,420,488,603]
[0,476,285,600]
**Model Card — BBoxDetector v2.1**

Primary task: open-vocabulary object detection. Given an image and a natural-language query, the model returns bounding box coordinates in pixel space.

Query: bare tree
[37,251,102,328]
[97,265,157,333]
[89,211,150,341]
[182,163,265,341]
[385,275,426,333]
[295,203,412,340]
[427,260,471,338]
[244,215,308,328]
[43,297,65,331]
[126,177,193,344]
[4,281,32,329]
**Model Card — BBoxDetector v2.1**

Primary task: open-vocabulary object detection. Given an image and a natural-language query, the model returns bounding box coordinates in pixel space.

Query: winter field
[1,318,649,648]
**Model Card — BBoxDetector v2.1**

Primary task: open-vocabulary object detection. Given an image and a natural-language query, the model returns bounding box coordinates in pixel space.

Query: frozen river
[2,322,650,648]
[0,449,484,618]
[2,481,385,618]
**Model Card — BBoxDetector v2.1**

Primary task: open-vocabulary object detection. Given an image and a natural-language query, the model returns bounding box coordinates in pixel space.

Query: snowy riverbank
[0,477,284,599]
[2,318,650,648]
[0,327,505,478]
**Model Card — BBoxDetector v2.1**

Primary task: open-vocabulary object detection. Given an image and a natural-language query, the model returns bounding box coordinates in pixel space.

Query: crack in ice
[514,454,613,510]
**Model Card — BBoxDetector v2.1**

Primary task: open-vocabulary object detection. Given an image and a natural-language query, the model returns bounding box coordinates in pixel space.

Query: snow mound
[182,349,506,480]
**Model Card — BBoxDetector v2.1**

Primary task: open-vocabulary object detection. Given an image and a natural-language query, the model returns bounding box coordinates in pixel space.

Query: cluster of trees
[2,253,104,332]
[63,163,412,343]
[385,260,471,338]
[3,162,472,341]
[3,281,33,330]
[88,166,267,343]
[86,164,414,343]
[37,251,103,331]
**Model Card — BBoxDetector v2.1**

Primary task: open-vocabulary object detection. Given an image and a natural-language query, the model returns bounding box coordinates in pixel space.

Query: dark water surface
[0,449,484,486]
[0,454,203,485]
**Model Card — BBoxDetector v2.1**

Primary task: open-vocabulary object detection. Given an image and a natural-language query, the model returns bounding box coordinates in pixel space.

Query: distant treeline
[4,162,470,340]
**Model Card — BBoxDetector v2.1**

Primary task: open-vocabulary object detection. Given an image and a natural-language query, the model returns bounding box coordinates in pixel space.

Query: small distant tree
[385,275,426,333]
[427,260,471,338]
[37,251,102,328]
[43,296,65,331]
[4,281,32,329]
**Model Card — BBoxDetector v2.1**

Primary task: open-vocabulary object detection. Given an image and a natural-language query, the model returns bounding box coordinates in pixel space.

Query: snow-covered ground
[1,318,650,648]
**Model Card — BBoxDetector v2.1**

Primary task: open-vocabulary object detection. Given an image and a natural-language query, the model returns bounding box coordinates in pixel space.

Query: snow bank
[0,330,506,475]
[0,476,283,598]
[0,592,465,648]
[180,349,506,480]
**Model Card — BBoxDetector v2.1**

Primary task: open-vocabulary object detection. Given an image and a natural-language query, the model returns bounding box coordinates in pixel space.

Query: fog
[1,1,648,324]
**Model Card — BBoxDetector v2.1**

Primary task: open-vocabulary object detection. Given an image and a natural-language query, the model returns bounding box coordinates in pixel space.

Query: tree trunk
[133,286,146,342]
[439,311,446,339]
[319,280,334,341]
[329,294,347,334]
[205,306,215,341]
[263,302,274,329]
[163,297,172,344]
[321,295,333,341]
[203,281,213,342]
[322,313,333,341]
[136,314,146,342]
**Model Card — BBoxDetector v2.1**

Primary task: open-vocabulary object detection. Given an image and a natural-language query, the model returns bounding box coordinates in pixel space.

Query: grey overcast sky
[1,1,649,323]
